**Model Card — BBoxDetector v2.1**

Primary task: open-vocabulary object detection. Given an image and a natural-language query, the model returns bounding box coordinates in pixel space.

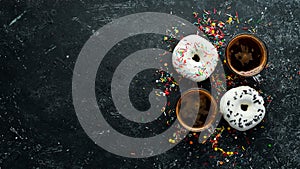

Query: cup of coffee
[225,34,268,76]
[176,89,218,132]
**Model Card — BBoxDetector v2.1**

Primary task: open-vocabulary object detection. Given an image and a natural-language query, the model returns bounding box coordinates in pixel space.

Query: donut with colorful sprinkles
[172,34,219,82]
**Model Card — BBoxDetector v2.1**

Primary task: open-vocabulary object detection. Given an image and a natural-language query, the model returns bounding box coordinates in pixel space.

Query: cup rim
[175,88,218,132]
[225,33,268,77]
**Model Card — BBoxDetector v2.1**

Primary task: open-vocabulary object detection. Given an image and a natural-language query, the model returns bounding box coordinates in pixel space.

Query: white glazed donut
[172,34,219,82]
[220,86,265,131]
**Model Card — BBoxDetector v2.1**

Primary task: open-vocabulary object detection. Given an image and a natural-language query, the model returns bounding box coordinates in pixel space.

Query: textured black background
[0,0,299,168]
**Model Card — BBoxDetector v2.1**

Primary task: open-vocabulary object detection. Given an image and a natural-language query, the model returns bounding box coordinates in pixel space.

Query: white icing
[172,34,219,82]
[220,86,265,131]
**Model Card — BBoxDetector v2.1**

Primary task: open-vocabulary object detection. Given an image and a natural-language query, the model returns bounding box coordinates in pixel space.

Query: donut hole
[192,54,200,62]
[241,104,249,111]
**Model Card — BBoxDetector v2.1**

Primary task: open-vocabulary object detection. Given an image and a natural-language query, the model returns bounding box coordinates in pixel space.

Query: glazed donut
[220,86,265,131]
[172,34,219,82]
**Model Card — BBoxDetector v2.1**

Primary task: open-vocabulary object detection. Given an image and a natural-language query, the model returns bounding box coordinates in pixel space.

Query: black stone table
[0,0,299,168]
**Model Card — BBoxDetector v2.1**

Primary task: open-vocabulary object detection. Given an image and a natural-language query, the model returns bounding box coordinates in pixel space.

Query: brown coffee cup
[225,34,268,76]
[176,89,218,132]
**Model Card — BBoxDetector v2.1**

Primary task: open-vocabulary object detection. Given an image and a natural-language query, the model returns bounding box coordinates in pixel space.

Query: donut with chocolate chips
[220,86,265,131]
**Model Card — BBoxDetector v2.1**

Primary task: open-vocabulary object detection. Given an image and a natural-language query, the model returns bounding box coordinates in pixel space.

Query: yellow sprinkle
[168,139,175,144]
[221,126,225,132]
[219,148,225,153]
[242,146,245,151]
[227,17,233,24]
[227,151,234,155]
[164,36,168,41]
